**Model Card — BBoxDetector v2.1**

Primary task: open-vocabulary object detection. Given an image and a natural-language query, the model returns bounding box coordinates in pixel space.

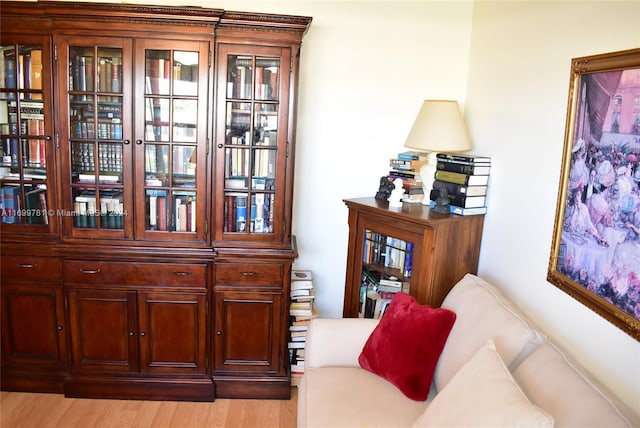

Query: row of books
[429,152,491,216]
[226,147,276,179]
[359,268,408,319]
[224,192,274,233]
[1,49,43,90]
[288,269,317,386]
[145,189,196,232]
[0,185,48,225]
[70,55,122,93]
[228,57,280,101]
[72,142,123,174]
[363,230,413,278]
[146,56,199,96]
[73,191,125,229]
[388,151,426,203]
[3,137,47,168]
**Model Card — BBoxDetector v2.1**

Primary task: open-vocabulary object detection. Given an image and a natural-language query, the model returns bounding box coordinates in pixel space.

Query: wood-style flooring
[0,388,298,428]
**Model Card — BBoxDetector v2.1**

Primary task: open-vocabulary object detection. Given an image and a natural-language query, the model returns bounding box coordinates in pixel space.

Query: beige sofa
[297,274,640,427]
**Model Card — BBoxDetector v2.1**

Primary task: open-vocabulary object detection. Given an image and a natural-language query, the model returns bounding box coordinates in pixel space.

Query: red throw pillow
[358,292,456,401]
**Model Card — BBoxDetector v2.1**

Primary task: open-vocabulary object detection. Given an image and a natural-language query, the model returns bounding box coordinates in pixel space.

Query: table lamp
[403,100,472,205]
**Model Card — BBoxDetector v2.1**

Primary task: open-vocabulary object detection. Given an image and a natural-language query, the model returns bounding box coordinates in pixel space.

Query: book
[436,159,491,176]
[429,188,486,208]
[429,200,487,216]
[432,180,487,197]
[436,153,491,163]
[398,151,428,161]
[434,170,489,186]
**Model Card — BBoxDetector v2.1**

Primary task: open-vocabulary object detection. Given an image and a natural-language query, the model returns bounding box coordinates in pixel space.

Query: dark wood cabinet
[343,197,485,317]
[0,2,311,401]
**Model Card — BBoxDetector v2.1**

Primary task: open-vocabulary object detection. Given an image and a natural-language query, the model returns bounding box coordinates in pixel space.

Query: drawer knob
[17,263,37,268]
[80,268,101,274]
[173,271,193,276]
[240,271,258,277]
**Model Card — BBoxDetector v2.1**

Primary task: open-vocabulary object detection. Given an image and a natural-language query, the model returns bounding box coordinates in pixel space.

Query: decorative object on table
[388,178,404,208]
[375,176,394,200]
[547,47,640,341]
[403,100,472,205]
[431,182,451,213]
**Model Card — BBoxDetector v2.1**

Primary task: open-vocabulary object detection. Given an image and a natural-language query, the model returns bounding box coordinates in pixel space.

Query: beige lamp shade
[404,100,472,153]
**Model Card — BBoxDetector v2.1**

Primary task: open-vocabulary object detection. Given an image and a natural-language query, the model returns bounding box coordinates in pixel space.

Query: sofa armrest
[305,318,379,368]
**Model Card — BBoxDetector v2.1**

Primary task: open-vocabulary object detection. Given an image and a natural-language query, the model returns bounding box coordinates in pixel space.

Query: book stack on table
[388,151,428,203]
[289,269,317,386]
[429,153,491,215]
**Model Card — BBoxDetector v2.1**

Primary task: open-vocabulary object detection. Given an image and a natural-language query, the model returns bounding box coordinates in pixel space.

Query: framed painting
[548,48,640,341]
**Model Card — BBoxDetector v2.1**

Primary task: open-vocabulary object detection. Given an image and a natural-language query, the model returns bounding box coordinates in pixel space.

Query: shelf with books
[289,269,317,386]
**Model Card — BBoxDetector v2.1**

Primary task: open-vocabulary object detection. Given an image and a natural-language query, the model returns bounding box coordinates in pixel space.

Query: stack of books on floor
[429,152,491,215]
[289,269,317,386]
[388,151,428,204]
[359,267,409,319]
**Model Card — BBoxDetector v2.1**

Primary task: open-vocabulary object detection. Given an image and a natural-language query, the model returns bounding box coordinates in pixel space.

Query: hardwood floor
[0,388,298,428]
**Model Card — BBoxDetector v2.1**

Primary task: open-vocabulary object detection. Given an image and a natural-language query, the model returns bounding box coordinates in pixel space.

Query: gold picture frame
[548,48,640,341]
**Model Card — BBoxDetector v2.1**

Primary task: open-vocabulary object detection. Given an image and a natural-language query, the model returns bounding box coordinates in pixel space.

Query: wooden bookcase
[343,197,485,317]
[0,2,311,401]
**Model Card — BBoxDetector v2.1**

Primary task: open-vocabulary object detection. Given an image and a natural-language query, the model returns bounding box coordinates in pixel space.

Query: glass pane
[2,45,17,89]
[226,102,251,145]
[99,189,124,229]
[255,58,279,101]
[97,48,123,94]
[0,93,13,135]
[173,51,198,96]
[97,95,123,140]
[227,55,252,99]
[252,148,276,190]
[71,141,95,176]
[145,144,169,187]
[69,94,94,139]
[145,50,171,95]
[69,46,95,92]
[146,188,168,231]
[97,142,122,182]
[225,147,249,186]
[19,46,43,91]
[173,99,197,142]
[72,187,97,228]
[250,193,273,233]
[145,97,170,141]
[0,185,49,225]
[254,103,278,146]
[223,193,248,232]
[172,191,196,232]
[172,145,196,188]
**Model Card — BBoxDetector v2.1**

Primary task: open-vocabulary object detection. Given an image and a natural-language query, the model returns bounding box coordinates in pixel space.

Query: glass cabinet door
[135,41,208,241]
[216,46,291,242]
[58,38,132,238]
[0,36,55,233]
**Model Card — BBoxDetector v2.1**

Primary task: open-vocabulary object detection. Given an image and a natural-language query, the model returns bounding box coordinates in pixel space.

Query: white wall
[466,0,640,414]
[41,0,640,413]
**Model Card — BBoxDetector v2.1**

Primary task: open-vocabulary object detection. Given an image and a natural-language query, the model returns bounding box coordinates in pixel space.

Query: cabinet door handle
[135,139,143,145]
[17,263,37,268]
[173,271,193,276]
[123,139,131,145]
[217,143,223,149]
[216,331,222,335]
[80,268,101,274]
[129,331,135,336]
[140,332,146,337]
[240,271,258,277]
[57,325,63,331]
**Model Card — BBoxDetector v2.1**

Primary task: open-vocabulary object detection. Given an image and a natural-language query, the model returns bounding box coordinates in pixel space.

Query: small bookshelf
[343,197,485,317]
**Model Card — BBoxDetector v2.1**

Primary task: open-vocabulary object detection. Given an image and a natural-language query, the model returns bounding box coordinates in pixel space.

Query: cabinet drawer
[1,256,62,281]
[63,261,206,287]
[215,263,283,286]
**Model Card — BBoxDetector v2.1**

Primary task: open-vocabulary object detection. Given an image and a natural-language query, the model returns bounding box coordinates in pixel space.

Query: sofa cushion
[513,341,640,427]
[298,366,433,428]
[413,339,554,427]
[434,273,545,391]
[358,292,456,400]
